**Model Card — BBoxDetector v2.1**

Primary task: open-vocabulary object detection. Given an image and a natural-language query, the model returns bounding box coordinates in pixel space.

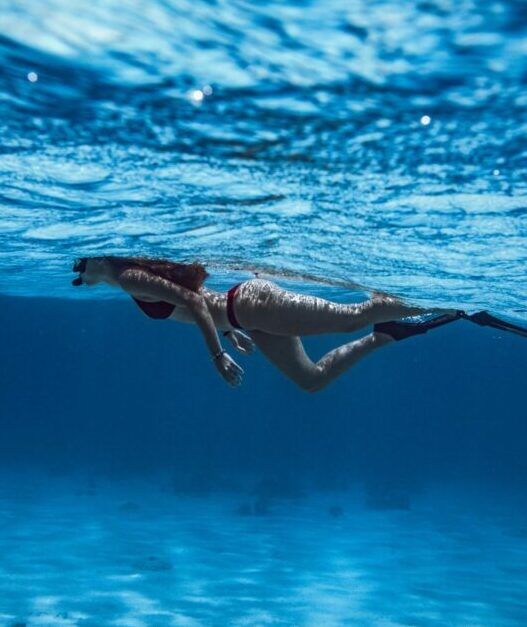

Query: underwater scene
[1,0,527,624]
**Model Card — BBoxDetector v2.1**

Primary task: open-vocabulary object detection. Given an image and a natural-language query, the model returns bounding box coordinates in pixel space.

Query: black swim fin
[374,312,463,341]
[459,311,527,339]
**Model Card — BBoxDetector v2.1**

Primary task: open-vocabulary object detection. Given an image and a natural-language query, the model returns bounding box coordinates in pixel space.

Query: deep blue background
[2,294,526,494]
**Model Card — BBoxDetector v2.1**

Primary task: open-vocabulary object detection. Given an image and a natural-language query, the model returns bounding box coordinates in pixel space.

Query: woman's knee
[294,366,325,393]
[300,380,328,393]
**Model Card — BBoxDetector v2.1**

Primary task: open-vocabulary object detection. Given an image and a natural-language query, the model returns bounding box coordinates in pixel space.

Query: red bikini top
[132,297,175,319]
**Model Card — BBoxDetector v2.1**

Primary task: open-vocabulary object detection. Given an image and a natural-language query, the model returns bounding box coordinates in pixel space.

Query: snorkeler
[71,256,523,392]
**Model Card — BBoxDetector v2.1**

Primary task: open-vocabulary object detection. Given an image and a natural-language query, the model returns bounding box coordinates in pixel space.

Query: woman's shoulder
[117,268,175,302]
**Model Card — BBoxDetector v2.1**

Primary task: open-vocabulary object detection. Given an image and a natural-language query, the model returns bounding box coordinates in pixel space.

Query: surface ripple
[0,0,526,320]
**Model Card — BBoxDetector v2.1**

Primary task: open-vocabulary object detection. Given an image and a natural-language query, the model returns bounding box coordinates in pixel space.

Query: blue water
[1,0,527,624]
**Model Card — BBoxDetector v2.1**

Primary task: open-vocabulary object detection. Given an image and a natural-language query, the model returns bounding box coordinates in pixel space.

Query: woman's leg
[249,329,393,393]
[236,279,447,336]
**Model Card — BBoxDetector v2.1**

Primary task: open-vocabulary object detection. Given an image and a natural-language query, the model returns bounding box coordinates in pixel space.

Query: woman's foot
[369,291,460,321]
[369,292,428,320]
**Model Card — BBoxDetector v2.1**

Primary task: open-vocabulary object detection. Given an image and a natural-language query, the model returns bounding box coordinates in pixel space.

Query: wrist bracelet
[212,349,226,362]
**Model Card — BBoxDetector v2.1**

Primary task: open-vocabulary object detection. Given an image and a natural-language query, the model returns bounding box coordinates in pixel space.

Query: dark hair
[96,256,209,292]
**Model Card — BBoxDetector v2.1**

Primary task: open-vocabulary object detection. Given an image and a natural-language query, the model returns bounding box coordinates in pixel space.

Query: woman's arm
[118,269,221,354]
[118,269,243,385]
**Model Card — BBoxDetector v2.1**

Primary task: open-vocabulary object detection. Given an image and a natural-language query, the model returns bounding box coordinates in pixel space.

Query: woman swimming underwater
[71,256,525,392]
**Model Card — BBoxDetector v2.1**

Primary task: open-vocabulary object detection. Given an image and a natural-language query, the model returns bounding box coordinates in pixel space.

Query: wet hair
[92,256,209,292]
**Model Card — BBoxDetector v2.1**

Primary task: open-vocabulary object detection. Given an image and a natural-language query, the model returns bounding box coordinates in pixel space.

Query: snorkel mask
[72,258,87,286]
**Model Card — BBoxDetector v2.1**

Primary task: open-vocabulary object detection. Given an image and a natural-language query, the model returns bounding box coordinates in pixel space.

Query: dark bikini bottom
[227,283,243,329]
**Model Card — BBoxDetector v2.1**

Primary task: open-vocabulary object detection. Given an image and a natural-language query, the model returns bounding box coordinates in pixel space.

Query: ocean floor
[0,474,526,626]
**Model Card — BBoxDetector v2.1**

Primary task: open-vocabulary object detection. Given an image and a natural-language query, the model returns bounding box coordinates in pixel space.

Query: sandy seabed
[0,475,526,626]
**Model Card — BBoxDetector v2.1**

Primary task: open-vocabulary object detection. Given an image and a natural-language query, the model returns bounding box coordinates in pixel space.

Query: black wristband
[212,349,226,362]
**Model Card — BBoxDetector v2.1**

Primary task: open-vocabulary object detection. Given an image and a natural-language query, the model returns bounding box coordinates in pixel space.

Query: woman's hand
[224,330,255,355]
[212,351,244,387]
